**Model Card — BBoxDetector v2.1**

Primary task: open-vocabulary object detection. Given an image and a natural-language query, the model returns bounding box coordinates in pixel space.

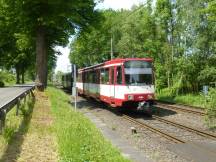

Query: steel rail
[156,102,205,116]
[152,115,216,140]
[123,115,185,144]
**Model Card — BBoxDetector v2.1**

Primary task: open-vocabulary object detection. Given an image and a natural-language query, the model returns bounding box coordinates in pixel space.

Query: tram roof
[105,58,152,65]
[78,58,153,72]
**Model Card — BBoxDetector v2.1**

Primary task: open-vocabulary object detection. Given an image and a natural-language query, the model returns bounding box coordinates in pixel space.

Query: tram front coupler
[137,100,154,114]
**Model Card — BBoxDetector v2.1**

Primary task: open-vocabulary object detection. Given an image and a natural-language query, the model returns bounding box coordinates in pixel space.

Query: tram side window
[101,68,109,84]
[89,71,93,83]
[117,66,122,84]
[87,72,90,83]
[92,70,97,84]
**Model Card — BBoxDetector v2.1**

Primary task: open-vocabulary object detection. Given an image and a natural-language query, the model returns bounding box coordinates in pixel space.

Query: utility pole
[110,34,113,60]
[72,64,77,111]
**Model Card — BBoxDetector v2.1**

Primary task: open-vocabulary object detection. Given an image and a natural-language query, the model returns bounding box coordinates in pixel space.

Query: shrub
[205,88,216,129]
[0,71,15,86]
[0,81,4,87]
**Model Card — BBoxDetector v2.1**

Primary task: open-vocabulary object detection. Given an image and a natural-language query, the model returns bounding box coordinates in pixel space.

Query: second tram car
[62,73,73,90]
[77,58,155,114]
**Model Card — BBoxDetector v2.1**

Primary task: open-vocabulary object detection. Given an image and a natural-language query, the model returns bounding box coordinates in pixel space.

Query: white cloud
[55,46,71,73]
[96,0,145,10]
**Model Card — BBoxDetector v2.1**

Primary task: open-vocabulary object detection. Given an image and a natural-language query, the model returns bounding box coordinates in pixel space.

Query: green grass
[174,95,206,108]
[157,88,216,129]
[46,87,130,162]
[0,95,34,155]
[156,91,206,108]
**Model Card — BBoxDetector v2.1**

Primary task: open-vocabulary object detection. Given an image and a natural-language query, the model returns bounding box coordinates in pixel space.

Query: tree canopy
[0,0,215,93]
[70,0,216,93]
[0,0,100,90]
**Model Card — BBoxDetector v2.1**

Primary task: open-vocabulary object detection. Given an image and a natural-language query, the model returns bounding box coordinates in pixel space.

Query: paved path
[83,112,154,162]
[0,86,33,109]
[169,141,216,162]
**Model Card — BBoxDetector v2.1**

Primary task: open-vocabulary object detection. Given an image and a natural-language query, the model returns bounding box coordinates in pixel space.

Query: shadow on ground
[154,106,177,117]
[61,87,177,118]
[0,97,35,162]
[74,97,178,118]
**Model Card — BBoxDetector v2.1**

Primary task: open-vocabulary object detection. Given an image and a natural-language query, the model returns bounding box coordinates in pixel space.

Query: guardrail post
[24,92,27,103]
[0,110,6,134]
[16,98,20,116]
[30,89,35,98]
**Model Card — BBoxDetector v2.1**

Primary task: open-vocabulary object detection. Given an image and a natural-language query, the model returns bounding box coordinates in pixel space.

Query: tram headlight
[147,94,153,100]
[128,95,134,100]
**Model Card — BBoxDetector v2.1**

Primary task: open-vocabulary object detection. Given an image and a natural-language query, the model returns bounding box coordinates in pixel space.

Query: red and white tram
[77,58,155,113]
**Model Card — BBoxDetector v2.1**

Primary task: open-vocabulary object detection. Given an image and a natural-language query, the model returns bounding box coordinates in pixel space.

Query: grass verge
[157,93,206,108]
[157,88,216,129]
[46,87,130,162]
[0,95,34,159]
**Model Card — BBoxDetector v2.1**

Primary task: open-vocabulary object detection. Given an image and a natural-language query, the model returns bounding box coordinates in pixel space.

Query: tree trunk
[21,66,25,84]
[16,65,20,84]
[35,26,47,91]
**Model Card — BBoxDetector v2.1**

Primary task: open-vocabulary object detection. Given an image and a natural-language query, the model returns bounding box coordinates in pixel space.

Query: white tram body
[77,58,155,112]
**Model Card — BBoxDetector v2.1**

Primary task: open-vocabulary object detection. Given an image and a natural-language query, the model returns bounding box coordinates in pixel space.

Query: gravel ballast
[76,97,198,162]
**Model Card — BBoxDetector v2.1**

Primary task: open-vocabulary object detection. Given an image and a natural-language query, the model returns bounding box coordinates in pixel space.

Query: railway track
[152,115,216,140]
[156,102,205,116]
[123,115,185,144]
[123,113,216,145]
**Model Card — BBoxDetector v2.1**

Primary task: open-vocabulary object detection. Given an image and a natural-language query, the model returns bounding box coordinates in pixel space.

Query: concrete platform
[83,112,154,162]
[169,141,216,162]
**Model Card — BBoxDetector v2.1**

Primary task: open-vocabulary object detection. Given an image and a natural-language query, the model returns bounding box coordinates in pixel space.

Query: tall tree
[2,0,99,90]
[154,0,174,88]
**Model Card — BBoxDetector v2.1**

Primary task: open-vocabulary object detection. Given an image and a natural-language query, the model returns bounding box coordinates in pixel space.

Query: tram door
[110,67,115,105]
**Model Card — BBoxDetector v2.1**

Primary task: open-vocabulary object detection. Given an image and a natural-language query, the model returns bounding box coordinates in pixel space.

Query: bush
[0,71,15,86]
[0,81,4,87]
[205,88,216,129]
[156,88,175,102]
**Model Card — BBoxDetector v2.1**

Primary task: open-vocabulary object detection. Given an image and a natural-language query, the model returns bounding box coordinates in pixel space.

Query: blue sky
[55,0,145,73]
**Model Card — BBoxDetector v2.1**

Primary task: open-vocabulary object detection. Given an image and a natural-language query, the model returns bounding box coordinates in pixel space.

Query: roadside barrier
[0,86,35,134]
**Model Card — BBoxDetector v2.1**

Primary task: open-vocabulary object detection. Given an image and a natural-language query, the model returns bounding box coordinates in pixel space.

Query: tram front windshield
[124,60,153,85]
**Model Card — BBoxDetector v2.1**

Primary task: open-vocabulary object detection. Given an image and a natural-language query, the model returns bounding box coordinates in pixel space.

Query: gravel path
[156,107,216,134]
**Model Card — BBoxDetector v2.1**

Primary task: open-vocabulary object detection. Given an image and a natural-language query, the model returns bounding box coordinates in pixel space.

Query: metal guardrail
[0,86,35,134]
